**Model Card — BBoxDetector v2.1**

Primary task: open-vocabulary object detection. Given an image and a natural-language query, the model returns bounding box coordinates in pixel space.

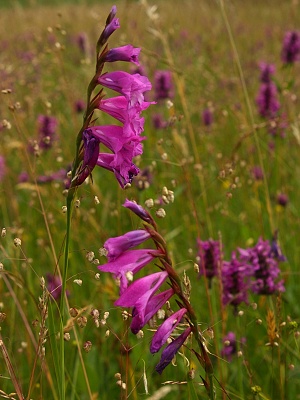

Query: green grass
[0,0,300,399]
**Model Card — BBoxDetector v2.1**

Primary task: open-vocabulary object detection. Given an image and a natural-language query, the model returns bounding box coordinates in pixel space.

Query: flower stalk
[98,200,215,399]
[60,5,153,398]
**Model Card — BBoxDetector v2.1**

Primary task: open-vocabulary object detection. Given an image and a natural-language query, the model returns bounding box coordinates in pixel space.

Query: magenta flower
[104,45,141,65]
[155,327,192,374]
[99,249,160,294]
[150,308,187,353]
[104,230,151,260]
[98,71,152,106]
[115,271,173,333]
[131,288,174,334]
[71,6,154,190]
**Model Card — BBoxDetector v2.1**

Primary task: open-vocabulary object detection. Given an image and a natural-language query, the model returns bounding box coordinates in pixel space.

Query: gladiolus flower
[155,327,192,374]
[150,308,187,353]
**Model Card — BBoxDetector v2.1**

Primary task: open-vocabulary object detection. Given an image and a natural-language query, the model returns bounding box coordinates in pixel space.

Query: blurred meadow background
[0,0,300,399]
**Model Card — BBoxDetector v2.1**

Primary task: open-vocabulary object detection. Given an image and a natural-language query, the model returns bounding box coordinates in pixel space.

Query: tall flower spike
[70,5,154,190]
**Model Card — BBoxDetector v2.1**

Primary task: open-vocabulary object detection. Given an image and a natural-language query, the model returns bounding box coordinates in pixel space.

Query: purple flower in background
[150,308,187,353]
[251,166,264,181]
[239,238,285,295]
[155,327,192,374]
[197,239,222,285]
[76,32,90,56]
[202,108,213,127]
[222,252,251,310]
[281,31,300,64]
[276,193,289,207]
[37,115,58,150]
[46,274,67,300]
[154,70,174,101]
[74,99,86,113]
[152,113,168,129]
[259,62,275,83]
[221,332,246,362]
[0,156,6,181]
[256,82,280,118]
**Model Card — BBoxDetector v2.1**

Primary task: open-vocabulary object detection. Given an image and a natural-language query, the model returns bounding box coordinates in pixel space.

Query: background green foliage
[0,0,299,399]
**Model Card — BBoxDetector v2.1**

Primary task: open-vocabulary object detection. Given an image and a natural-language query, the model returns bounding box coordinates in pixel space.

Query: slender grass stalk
[59,188,74,399]
[218,0,274,234]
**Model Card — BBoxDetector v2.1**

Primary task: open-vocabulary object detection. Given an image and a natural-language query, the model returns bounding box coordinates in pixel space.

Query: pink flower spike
[150,308,187,353]
[104,45,141,65]
[104,230,151,260]
[130,288,174,334]
[115,271,168,307]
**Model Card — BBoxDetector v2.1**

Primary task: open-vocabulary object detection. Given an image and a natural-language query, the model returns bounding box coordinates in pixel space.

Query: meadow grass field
[0,0,300,399]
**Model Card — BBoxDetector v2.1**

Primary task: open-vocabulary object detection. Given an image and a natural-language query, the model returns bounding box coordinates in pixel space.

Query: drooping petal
[155,327,192,374]
[150,308,187,353]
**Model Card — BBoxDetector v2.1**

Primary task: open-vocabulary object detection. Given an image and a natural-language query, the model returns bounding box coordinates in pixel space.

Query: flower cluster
[221,237,285,311]
[98,199,191,374]
[221,331,246,362]
[281,31,300,64]
[32,114,58,151]
[239,237,285,295]
[256,63,280,119]
[73,6,154,189]
[154,70,174,101]
[197,236,285,312]
[197,239,222,286]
